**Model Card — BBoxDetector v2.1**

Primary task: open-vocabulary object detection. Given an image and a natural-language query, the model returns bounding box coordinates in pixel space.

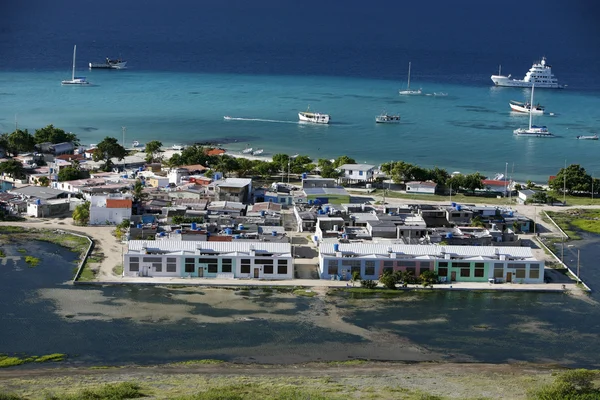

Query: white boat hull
[298,112,330,124]
[376,115,400,123]
[577,135,598,140]
[492,75,560,88]
[513,127,554,137]
[89,61,127,69]
[398,89,422,95]
[509,102,544,114]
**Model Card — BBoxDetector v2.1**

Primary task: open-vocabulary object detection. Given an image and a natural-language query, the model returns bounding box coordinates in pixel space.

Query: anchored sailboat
[61,45,89,85]
[513,85,553,137]
[399,62,422,95]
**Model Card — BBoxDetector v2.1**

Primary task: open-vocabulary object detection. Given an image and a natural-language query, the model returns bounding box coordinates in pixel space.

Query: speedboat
[513,84,554,137]
[509,100,545,114]
[398,62,422,95]
[252,149,264,156]
[491,57,561,88]
[172,144,184,151]
[375,112,400,123]
[298,106,330,124]
[242,147,253,154]
[223,116,232,120]
[89,57,127,69]
[62,45,90,85]
[577,135,598,140]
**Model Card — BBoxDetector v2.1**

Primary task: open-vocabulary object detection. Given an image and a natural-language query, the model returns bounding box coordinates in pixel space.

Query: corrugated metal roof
[320,243,534,259]
[128,240,290,254]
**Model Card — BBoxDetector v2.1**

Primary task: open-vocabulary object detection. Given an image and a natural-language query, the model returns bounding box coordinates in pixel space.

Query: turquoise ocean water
[2,69,600,182]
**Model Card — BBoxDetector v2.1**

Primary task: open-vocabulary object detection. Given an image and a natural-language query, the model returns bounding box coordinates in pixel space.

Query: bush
[379,271,398,290]
[360,279,378,289]
[529,369,600,400]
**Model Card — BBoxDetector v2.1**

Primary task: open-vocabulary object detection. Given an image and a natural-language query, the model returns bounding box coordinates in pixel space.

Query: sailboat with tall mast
[513,84,553,137]
[61,45,89,85]
[398,62,422,95]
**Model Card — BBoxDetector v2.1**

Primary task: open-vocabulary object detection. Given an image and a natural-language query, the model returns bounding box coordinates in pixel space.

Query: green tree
[0,160,25,179]
[470,215,486,228]
[34,124,79,145]
[72,201,90,225]
[131,179,148,203]
[463,172,485,193]
[144,140,163,164]
[419,270,439,287]
[166,152,184,167]
[317,159,340,179]
[92,137,127,172]
[179,145,216,167]
[7,129,35,156]
[331,155,356,169]
[428,166,450,186]
[378,270,398,290]
[446,174,465,193]
[514,183,522,191]
[58,166,82,181]
[360,279,378,289]
[234,158,255,178]
[254,161,277,178]
[37,176,50,187]
[549,164,592,195]
[530,369,600,400]
[213,155,239,178]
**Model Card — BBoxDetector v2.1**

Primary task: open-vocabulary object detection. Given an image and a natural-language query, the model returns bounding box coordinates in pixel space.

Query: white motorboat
[252,149,264,156]
[491,57,561,88]
[172,144,184,151]
[375,112,400,123]
[242,147,253,154]
[398,62,422,95]
[577,135,598,140]
[509,99,545,114]
[298,106,330,124]
[89,57,127,69]
[132,140,140,148]
[61,45,90,85]
[513,85,554,137]
[224,116,232,120]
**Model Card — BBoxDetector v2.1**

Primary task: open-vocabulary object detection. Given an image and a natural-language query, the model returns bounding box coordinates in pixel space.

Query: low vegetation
[293,288,317,297]
[0,353,66,368]
[24,256,40,267]
[547,209,600,238]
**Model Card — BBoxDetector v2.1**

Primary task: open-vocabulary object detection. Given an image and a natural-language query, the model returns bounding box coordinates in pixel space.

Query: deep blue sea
[2,0,600,181]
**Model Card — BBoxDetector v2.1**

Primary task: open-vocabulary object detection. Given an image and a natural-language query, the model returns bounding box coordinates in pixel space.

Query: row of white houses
[123,240,545,284]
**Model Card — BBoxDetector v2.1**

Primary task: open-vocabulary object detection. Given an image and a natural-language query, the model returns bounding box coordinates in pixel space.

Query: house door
[450,271,456,281]
[197,267,204,277]
[141,264,151,277]
[253,268,260,278]
[506,272,512,283]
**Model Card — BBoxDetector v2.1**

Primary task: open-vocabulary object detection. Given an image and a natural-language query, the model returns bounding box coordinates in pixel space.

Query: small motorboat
[172,144,184,151]
[576,135,599,140]
[242,147,253,154]
[132,140,140,148]
[252,149,264,156]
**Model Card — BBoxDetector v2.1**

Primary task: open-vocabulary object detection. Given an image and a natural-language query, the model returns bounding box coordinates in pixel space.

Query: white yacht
[398,62,422,95]
[375,112,400,123]
[509,100,545,115]
[61,45,90,85]
[513,85,554,137]
[89,57,127,69]
[298,106,330,124]
[491,57,561,88]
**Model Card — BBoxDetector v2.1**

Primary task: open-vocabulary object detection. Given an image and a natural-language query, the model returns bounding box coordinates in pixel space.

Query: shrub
[360,279,378,289]
[379,271,398,290]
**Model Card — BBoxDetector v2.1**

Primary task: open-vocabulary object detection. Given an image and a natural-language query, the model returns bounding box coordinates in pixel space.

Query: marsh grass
[172,359,225,366]
[293,288,317,297]
[0,353,66,368]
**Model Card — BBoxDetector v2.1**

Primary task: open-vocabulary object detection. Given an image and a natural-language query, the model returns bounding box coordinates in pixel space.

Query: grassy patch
[293,288,317,297]
[17,248,26,254]
[46,382,145,400]
[77,264,96,281]
[324,360,367,366]
[113,264,124,275]
[0,353,66,368]
[0,249,5,257]
[0,226,27,234]
[25,256,41,267]
[175,383,344,400]
[172,359,225,366]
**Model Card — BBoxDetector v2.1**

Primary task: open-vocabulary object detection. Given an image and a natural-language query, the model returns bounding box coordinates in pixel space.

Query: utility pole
[504,162,508,199]
[561,237,564,262]
[122,126,126,147]
[563,159,566,205]
[592,173,594,202]
[577,249,580,283]
[534,207,537,235]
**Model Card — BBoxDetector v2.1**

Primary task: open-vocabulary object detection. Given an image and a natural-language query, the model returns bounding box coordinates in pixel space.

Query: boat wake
[224,116,297,124]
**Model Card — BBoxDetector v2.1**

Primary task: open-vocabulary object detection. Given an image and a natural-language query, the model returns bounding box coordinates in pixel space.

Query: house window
[438,267,448,277]
[221,258,232,273]
[398,261,416,267]
[420,262,431,268]
[241,259,251,274]
[185,258,195,273]
[460,268,470,277]
[475,263,485,268]
[359,171,363,176]
[166,258,177,273]
[153,262,162,272]
[328,260,339,275]
[264,265,274,274]
[494,268,504,278]
[406,267,416,276]
[365,266,375,276]
[454,262,470,269]
[277,260,288,275]
[515,269,526,279]
[351,266,361,277]
[474,268,485,277]
[129,261,139,272]
[255,259,274,265]
[130,257,139,262]
[529,269,540,279]
[383,261,394,267]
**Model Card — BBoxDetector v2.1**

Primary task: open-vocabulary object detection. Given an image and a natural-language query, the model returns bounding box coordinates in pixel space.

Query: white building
[123,241,293,279]
[406,181,437,194]
[89,194,133,225]
[337,164,376,182]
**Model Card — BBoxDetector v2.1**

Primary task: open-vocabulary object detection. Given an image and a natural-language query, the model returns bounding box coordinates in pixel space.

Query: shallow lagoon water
[1,240,600,367]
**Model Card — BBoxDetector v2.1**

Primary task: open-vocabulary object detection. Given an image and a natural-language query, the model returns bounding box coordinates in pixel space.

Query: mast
[407,62,411,90]
[528,84,535,130]
[72,45,77,80]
